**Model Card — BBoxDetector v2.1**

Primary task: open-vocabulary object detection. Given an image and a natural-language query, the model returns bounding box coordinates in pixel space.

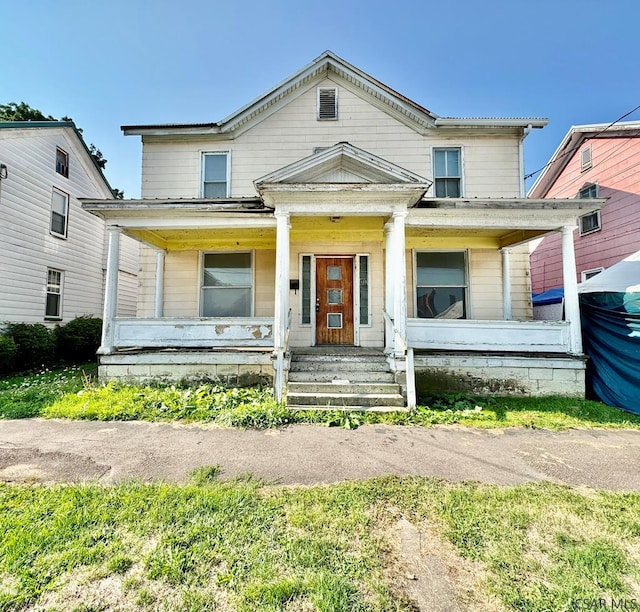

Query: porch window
[301,255,312,325]
[202,152,229,198]
[415,251,467,319]
[433,148,462,197]
[201,252,252,317]
[358,254,370,325]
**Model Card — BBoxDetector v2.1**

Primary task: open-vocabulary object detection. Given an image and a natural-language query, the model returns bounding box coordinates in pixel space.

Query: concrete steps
[286,350,406,410]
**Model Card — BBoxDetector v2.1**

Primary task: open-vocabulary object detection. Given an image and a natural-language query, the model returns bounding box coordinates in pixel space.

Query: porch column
[501,247,512,321]
[98,226,120,354]
[561,225,583,354]
[274,211,291,350]
[154,249,165,318]
[384,219,396,351]
[392,211,408,353]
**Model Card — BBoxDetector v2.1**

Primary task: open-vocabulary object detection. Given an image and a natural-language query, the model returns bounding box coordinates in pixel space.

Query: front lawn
[1,365,640,430]
[1,476,639,611]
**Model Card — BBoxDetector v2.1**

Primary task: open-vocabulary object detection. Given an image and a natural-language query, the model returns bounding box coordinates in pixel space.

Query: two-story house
[529,121,640,291]
[0,121,138,325]
[82,52,602,407]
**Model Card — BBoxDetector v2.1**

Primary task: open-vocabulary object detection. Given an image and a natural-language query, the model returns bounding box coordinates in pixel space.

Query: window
[201,252,252,317]
[433,148,462,197]
[582,268,604,282]
[56,147,69,177]
[301,255,312,325]
[202,152,229,198]
[415,251,468,319]
[50,188,69,237]
[317,87,338,120]
[578,183,598,199]
[358,254,370,325]
[581,145,592,171]
[45,269,63,319]
[579,211,601,235]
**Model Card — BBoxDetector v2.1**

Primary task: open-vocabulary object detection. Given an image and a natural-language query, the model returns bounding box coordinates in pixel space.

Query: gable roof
[0,120,116,196]
[122,51,547,138]
[529,120,640,198]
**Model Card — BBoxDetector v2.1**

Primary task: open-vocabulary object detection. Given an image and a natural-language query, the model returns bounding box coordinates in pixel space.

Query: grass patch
[2,367,640,430]
[0,477,638,610]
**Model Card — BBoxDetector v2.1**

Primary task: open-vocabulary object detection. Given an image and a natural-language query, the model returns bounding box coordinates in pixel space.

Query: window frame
[55,147,69,178]
[580,145,592,172]
[45,268,64,320]
[581,267,604,282]
[578,183,598,199]
[579,210,601,236]
[432,147,463,197]
[413,249,470,320]
[199,250,254,318]
[201,151,231,198]
[50,187,70,238]
[317,87,338,121]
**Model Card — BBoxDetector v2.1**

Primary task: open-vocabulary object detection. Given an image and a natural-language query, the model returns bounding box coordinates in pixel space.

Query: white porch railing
[406,318,574,353]
[112,317,274,349]
[383,310,416,409]
[273,308,292,403]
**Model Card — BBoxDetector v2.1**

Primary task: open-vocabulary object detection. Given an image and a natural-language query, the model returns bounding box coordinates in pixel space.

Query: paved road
[0,419,639,490]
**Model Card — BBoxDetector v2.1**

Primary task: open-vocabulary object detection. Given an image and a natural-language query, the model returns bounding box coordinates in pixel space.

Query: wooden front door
[315,257,354,345]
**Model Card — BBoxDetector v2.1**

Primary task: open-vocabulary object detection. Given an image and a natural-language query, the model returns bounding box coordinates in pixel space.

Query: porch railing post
[98,226,120,354]
[154,249,165,318]
[384,219,396,352]
[273,211,290,401]
[561,225,583,354]
[501,247,512,321]
[392,211,408,353]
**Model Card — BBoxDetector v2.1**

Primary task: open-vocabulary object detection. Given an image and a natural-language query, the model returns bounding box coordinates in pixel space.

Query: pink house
[529,121,640,292]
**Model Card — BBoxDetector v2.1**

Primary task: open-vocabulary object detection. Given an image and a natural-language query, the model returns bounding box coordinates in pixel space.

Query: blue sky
[3,0,639,197]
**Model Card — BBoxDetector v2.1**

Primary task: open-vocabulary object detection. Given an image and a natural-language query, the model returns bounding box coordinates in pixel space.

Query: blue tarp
[532,287,564,306]
[580,293,640,415]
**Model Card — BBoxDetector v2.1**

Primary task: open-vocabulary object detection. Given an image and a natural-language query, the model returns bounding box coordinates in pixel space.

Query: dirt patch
[0,447,110,483]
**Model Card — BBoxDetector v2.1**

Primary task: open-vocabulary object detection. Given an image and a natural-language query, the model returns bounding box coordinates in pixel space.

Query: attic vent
[317,87,338,120]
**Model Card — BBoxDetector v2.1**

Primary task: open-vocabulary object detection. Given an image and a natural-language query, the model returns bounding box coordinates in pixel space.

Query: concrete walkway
[0,419,639,490]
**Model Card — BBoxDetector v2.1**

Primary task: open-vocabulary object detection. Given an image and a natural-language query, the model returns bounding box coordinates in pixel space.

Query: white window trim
[431,146,464,197]
[55,147,69,178]
[578,210,601,236]
[317,87,338,121]
[198,250,254,317]
[413,249,470,319]
[45,268,64,320]
[581,267,605,282]
[581,145,592,172]
[201,151,231,198]
[299,253,313,327]
[50,187,69,239]
[356,253,372,328]
[578,183,599,199]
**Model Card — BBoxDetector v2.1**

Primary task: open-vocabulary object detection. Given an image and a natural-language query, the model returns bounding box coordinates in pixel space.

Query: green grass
[2,366,640,430]
[0,476,638,610]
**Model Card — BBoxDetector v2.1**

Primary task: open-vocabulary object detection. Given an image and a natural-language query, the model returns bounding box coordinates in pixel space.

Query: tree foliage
[0,101,123,196]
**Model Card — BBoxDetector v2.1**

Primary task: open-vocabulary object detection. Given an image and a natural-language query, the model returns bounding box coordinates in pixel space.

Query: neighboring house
[0,121,138,326]
[82,51,602,406]
[529,121,640,292]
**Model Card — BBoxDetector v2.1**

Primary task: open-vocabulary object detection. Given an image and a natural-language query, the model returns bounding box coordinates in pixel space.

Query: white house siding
[140,77,523,200]
[509,245,533,320]
[0,127,119,325]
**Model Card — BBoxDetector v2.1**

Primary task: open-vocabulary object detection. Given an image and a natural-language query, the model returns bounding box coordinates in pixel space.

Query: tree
[0,101,124,197]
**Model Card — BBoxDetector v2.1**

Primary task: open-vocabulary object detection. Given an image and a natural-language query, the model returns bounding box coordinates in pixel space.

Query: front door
[315,257,354,345]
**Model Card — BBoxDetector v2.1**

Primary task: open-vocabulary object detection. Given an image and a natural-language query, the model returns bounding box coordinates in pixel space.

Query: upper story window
[579,210,601,236]
[317,87,338,120]
[202,152,229,198]
[56,147,69,177]
[433,148,462,197]
[578,183,598,199]
[45,268,63,319]
[581,145,592,171]
[415,251,468,319]
[201,252,252,317]
[50,188,69,238]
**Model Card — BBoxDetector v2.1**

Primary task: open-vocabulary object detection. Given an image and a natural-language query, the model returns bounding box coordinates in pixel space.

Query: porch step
[286,350,405,410]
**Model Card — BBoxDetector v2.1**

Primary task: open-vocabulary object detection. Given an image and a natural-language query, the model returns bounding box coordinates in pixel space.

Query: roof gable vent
[317,87,338,121]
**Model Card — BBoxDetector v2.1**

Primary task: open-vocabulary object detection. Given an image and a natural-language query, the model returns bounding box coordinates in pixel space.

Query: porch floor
[291,346,386,357]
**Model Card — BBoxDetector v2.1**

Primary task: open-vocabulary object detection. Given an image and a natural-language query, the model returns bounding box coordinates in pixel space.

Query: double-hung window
[50,188,69,238]
[202,152,229,198]
[45,268,63,319]
[415,251,468,319]
[201,252,252,317]
[56,147,69,177]
[578,184,601,235]
[433,148,462,197]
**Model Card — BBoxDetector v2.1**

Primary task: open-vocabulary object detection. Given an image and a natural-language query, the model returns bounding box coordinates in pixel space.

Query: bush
[3,323,55,371]
[0,336,16,375]
[55,316,102,363]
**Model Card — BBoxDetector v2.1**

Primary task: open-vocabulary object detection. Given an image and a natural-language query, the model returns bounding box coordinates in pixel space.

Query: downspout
[519,124,532,197]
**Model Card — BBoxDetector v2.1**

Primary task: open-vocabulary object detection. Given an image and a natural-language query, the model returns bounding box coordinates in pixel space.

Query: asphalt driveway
[0,419,639,490]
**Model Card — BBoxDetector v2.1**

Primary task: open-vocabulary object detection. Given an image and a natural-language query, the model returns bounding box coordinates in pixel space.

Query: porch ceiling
[128,227,277,250]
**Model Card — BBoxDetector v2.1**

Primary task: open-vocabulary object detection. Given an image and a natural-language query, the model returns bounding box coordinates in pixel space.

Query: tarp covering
[580,294,640,414]
[532,287,564,306]
[579,250,640,294]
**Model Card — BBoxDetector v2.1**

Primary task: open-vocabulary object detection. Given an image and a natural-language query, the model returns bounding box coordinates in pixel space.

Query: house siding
[530,135,640,292]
